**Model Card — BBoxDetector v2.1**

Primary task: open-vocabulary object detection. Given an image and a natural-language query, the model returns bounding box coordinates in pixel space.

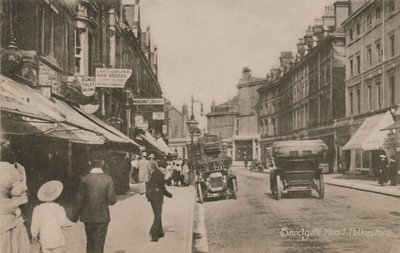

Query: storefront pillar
[67,141,73,177]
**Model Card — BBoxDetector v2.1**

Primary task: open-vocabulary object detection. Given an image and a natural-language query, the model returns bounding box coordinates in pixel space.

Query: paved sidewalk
[62,184,195,253]
[324,174,400,198]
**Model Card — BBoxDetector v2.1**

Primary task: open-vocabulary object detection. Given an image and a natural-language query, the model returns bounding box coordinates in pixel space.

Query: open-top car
[269,140,327,200]
[195,163,238,203]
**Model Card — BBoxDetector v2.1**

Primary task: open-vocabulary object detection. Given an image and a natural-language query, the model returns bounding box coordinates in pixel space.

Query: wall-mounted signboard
[95,68,132,88]
[132,98,165,105]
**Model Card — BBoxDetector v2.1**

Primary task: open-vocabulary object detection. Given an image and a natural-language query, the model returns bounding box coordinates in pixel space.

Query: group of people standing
[1,140,175,253]
[377,154,399,186]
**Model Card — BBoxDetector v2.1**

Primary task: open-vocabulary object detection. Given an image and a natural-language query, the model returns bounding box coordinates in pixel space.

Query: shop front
[342,112,394,175]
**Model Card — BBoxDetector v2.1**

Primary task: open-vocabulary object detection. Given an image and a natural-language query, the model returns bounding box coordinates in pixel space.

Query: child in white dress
[31,180,72,253]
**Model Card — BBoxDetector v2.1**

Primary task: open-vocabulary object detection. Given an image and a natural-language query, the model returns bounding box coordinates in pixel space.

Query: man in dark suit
[146,156,172,242]
[77,150,117,253]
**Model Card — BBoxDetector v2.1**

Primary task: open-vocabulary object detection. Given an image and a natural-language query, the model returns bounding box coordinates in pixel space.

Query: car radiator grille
[209,177,223,188]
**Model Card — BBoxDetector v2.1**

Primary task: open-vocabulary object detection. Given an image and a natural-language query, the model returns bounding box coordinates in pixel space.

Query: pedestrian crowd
[377,153,399,186]
[0,138,179,253]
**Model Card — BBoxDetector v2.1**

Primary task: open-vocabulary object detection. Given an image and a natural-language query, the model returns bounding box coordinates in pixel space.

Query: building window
[367,14,372,27]
[376,7,381,19]
[376,41,382,63]
[367,47,372,67]
[75,29,84,73]
[368,86,372,111]
[356,55,361,74]
[350,91,354,115]
[356,23,360,35]
[349,29,353,40]
[390,34,395,57]
[389,76,395,105]
[376,81,382,109]
[357,89,361,114]
[350,59,354,77]
[389,0,395,13]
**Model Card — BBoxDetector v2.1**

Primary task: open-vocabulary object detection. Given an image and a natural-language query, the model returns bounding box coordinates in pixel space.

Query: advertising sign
[134,115,144,125]
[162,125,168,135]
[152,112,165,120]
[132,98,165,105]
[95,68,132,88]
[81,77,96,96]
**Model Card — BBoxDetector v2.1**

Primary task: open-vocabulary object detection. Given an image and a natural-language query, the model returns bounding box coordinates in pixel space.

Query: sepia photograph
[0,0,400,252]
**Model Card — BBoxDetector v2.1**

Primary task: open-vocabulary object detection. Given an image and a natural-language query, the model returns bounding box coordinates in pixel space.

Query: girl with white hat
[31,180,72,253]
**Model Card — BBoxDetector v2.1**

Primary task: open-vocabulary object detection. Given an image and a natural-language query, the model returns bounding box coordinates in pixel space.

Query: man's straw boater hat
[37,180,63,202]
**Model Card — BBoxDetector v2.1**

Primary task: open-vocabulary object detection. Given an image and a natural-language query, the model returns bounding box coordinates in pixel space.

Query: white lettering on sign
[81,77,96,96]
[162,125,168,135]
[152,112,165,120]
[132,98,165,105]
[96,68,132,88]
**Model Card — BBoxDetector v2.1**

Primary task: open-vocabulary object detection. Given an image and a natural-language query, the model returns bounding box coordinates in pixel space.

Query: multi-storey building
[339,0,400,173]
[207,96,238,157]
[233,68,265,164]
[258,1,349,172]
[0,0,162,140]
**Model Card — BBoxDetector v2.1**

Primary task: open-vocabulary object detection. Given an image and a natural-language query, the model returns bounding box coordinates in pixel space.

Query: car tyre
[232,178,238,199]
[276,175,282,200]
[197,183,204,203]
[317,174,324,199]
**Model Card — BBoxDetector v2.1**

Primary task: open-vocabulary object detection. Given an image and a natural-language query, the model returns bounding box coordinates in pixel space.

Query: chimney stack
[279,51,293,68]
[241,67,251,80]
[334,1,350,29]
[297,38,305,57]
[322,6,335,30]
[211,101,216,112]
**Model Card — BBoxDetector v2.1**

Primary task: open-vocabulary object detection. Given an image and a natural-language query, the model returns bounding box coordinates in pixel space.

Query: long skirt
[1,217,30,253]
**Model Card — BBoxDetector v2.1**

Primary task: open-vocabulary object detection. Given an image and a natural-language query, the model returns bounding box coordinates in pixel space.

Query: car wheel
[276,175,282,200]
[317,174,324,199]
[232,178,238,199]
[197,183,203,203]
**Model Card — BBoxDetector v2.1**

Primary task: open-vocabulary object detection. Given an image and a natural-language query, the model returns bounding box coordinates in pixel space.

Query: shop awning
[0,75,64,122]
[342,111,394,151]
[53,98,132,145]
[155,136,176,155]
[380,120,400,131]
[75,107,140,147]
[47,123,105,145]
[139,132,173,155]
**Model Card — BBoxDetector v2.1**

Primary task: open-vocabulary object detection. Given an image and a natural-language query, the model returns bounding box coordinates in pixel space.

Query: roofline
[341,0,374,27]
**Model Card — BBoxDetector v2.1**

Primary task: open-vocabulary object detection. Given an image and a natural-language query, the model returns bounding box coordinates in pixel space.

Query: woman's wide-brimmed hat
[37,180,63,202]
[149,153,155,158]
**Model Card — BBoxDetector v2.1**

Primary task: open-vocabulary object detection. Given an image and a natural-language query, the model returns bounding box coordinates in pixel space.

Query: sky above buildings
[140,0,335,127]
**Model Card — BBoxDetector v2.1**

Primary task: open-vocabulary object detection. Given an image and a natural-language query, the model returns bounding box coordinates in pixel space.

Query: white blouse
[31,202,72,249]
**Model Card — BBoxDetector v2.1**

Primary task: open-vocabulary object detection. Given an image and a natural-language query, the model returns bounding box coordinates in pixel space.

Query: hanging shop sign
[38,62,61,95]
[95,68,132,88]
[152,112,165,120]
[132,98,165,105]
[135,115,144,125]
[79,104,99,114]
[81,77,96,96]
[162,125,168,135]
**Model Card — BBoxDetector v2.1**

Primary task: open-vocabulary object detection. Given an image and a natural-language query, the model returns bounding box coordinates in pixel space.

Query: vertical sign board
[81,77,96,96]
[162,125,168,135]
[96,68,132,88]
[39,62,61,95]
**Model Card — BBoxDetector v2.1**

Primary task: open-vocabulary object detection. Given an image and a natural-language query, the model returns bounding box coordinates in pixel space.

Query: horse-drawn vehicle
[195,135,237,203]
[269,140,327,200]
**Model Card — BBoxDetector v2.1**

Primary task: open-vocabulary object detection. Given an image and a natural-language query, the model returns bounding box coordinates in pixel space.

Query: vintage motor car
[269,140,327,200]
[195,163,238,203]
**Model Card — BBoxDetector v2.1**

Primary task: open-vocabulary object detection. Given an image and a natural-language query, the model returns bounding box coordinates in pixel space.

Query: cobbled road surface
[202,167,400,253]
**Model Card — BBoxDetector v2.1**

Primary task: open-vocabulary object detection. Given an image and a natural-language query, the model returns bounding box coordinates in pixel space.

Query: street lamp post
[187,95,201,185]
